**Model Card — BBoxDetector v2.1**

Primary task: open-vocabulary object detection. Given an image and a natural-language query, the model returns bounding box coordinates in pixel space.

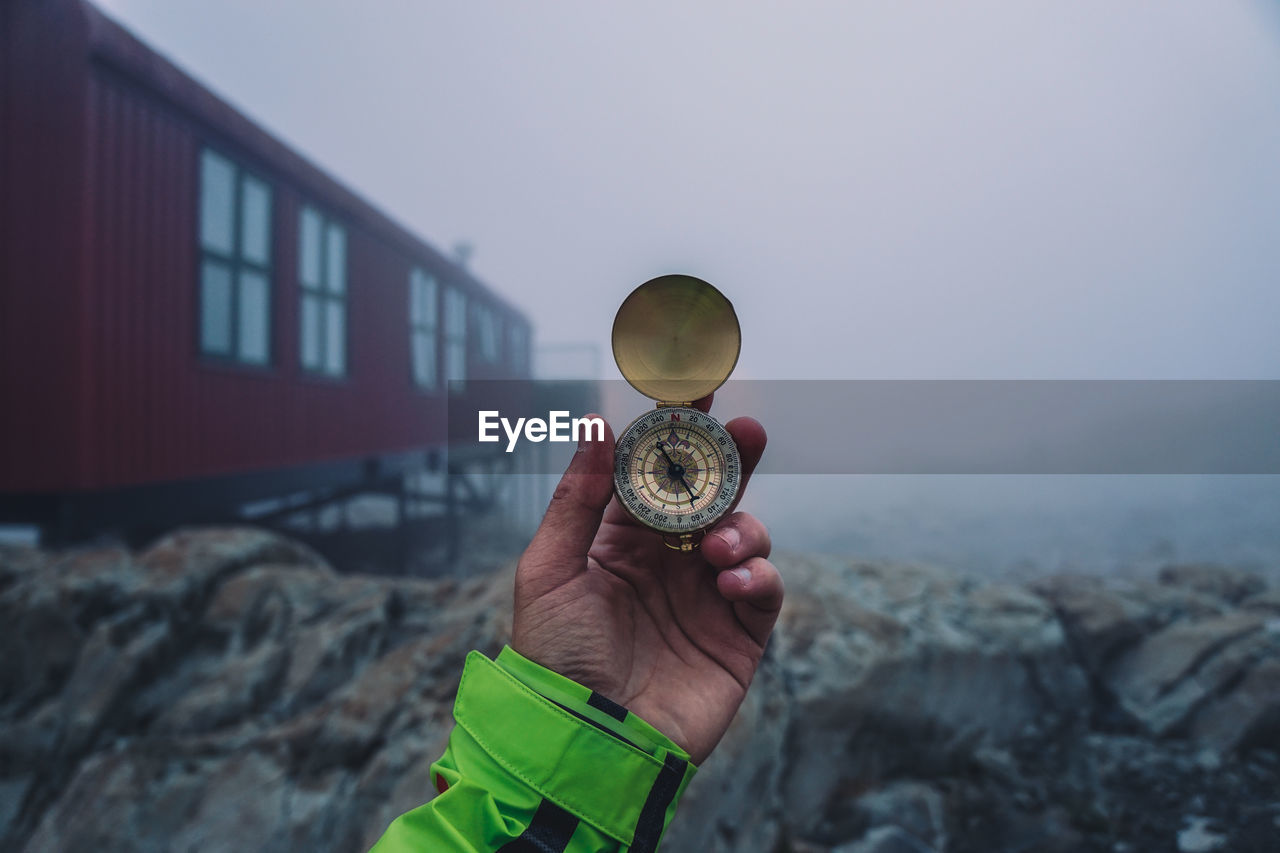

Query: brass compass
[611,275,742,551]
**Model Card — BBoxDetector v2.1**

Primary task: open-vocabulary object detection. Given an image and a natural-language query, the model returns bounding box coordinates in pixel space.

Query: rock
[1030,574,1152,672]
[56,610,175,752]
[0,775,32,841]
[0,526,516,851]
[0,546,146,715]
[202,563,335,636]
[152,639,289,735]
[165,751,292,853]
[1105,612,1272,738]
[1187,657,1280,752]
[1240,588,1280,615]
[0,542,45,591]
[1125,579,1230,626]
[777,554,1089,834]
[3,528,1279,852]
[832,825,936,853]
[23,746,292,853]
[1159,564,1267,604]
[1030,574,1231,678]
[274,584,400,715]
[847,780,946,850]
[137,527,331,617]
[1177,815,1227,852]
[787,842,831,853]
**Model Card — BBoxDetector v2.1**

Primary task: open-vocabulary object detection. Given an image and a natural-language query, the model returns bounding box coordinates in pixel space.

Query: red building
[1,0,533,543]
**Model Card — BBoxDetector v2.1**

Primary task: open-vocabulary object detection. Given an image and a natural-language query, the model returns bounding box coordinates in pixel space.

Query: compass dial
[613,407,741,535]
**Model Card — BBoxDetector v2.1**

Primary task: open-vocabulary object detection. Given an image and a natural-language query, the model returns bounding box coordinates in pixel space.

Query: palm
[511,411,778,765]
[514,502,765,763]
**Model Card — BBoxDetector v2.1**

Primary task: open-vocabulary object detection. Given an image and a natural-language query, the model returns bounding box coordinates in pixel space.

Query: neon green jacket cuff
[369,647,698,852]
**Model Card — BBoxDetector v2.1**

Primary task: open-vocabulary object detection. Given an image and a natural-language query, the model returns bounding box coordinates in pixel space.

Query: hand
[511,397,781,764]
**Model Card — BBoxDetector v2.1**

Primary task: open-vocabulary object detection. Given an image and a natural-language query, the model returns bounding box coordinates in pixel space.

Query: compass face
[613,407,741,534]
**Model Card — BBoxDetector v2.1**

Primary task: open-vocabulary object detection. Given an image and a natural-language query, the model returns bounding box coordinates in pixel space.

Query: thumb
[517,414,615,594]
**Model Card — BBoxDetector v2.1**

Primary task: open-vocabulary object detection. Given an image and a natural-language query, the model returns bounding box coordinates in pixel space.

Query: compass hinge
[662,530,704,552]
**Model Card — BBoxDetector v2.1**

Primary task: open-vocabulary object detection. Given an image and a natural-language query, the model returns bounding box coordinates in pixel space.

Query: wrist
[446,647,697,850]
[497,646,687,759]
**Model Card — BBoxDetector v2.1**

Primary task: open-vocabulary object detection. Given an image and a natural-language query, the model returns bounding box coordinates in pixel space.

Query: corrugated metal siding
[86,72,201,488]
[4,0,531,496]
[0,0,88,492]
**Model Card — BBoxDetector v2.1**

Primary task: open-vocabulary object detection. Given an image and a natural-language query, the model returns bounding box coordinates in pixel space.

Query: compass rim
[612,406,742,535]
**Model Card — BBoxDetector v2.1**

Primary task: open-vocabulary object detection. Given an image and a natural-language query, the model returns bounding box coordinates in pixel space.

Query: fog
[91,0,1280,573]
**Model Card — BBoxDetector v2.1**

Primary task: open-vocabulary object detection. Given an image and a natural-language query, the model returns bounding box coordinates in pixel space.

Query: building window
[409,268,438,390]
[473,303,501,364]
[443,287,466,392]
[198,148,272,364]
[298,206,347,376]
[508,322,529,374]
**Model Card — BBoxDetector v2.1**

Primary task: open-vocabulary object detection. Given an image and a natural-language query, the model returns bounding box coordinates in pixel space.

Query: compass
[611,275,743,551]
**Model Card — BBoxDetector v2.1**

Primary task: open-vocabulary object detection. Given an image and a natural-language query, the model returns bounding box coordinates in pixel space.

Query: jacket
[370,646,698,852]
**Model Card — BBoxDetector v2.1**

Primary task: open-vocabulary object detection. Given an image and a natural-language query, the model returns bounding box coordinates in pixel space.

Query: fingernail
[714,527,740,551]
[732,567,752,586]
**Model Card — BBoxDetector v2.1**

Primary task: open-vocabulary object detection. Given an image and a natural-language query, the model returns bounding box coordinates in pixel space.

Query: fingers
[706,512,780,647]
[724,416,766,512]
[517,415,615,593]
[714,557,784,647]
[702,512,772,565]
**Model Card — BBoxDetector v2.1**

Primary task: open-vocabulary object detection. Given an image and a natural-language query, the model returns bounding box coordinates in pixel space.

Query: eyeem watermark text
[478,411,605,452]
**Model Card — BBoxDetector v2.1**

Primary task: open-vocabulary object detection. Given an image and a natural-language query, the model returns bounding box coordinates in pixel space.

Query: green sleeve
[369,646,698,852]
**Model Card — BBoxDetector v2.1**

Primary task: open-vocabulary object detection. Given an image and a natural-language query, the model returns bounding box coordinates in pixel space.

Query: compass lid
[611,274,741,404]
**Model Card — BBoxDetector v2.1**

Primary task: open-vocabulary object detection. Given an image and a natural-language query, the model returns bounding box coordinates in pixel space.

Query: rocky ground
[1,528,1277,852]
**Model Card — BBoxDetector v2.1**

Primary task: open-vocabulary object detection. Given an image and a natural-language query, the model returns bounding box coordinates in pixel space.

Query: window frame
[197,147,274,368]
[507,319,530,375]
[409,267,439,391]
[443,286,467,393]
[298,205,349,379]
[472,301,502,365]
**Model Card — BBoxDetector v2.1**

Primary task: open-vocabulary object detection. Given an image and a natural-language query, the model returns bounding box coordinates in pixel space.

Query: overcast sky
[74,1,1280,570]
[93,0,1280,382]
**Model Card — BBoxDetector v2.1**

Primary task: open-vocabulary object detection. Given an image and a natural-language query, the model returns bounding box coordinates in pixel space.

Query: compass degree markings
[613,405,741,533]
